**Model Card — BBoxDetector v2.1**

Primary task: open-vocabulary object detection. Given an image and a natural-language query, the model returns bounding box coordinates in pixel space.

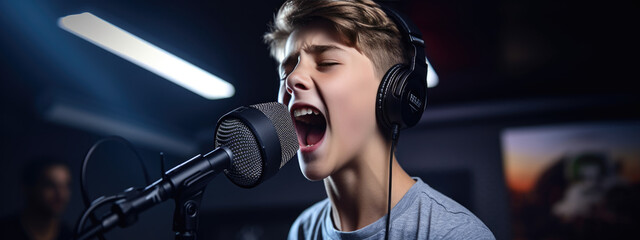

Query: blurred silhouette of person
[0,157,73,240]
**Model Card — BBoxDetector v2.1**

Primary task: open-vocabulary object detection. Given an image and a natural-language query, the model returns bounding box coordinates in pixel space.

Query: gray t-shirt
[288,178,495,240]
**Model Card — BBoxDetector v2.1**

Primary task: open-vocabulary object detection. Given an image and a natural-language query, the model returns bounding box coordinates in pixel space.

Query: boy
[264,0,495,239]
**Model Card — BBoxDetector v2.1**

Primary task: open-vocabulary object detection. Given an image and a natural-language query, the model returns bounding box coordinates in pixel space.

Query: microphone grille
[215,102,298,188]
[215,119,263,187]
[249,102,298,168]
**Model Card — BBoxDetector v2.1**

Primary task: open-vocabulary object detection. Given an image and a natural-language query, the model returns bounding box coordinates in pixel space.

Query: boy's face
[278,25,382,181]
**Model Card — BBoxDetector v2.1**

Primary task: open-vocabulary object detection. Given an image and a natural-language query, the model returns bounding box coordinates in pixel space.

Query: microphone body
[75,102,298,240]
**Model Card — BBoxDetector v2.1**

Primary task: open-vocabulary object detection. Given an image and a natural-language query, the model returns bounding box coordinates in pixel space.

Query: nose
[285,62,313,95]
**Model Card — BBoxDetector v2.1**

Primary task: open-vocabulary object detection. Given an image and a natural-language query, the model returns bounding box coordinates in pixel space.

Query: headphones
[375,4,428,133]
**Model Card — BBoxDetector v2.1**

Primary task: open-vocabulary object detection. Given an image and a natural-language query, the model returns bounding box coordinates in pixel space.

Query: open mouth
[292,105,327,148]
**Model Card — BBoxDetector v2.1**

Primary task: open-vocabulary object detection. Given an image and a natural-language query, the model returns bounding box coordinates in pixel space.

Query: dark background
[1,0,638,239]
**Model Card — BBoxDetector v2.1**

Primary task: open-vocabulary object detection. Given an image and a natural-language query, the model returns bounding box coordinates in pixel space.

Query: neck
[21,208,59,240]
[323,135,415,231]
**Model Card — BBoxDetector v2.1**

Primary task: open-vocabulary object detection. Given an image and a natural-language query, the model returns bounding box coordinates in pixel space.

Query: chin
[299,158,331,181]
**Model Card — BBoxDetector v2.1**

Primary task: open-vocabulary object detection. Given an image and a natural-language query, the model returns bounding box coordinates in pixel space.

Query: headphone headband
[375,3,429,131]
[379,5,427,82]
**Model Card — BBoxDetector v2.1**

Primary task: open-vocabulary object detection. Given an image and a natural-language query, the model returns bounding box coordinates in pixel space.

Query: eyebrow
[281,44,345,70]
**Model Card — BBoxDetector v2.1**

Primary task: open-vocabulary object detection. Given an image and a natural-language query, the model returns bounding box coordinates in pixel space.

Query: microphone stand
[164,153,206,240]
[76,186,206,240]
[75,148,230,240]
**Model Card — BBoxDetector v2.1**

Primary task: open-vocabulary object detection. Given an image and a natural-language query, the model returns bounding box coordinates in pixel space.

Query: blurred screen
[501,122,640,239]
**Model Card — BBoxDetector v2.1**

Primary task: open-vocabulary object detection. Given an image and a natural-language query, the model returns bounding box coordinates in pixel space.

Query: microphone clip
[172,188,205,240]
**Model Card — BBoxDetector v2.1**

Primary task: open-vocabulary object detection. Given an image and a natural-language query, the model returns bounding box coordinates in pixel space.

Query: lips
[290,104,327,149]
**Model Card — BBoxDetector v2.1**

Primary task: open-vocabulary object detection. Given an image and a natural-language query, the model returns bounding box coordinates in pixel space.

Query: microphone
[75,102,298,240]
[216,102,299,188]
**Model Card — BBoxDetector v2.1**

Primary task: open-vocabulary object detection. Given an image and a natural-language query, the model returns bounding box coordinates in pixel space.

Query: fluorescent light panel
[59,12,234,99]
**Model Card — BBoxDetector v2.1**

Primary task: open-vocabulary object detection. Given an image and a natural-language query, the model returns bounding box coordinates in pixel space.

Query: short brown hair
[264,0,406,77]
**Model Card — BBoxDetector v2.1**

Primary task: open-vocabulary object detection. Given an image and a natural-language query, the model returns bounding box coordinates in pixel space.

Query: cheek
[324,67,379,142]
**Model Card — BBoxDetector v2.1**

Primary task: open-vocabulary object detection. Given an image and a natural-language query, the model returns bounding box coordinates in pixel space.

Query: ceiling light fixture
[59,12,235,99]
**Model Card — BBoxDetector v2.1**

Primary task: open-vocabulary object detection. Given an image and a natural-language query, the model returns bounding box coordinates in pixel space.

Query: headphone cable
[385,124,400,240]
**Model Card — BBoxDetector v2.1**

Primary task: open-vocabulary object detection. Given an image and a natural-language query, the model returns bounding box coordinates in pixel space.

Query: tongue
[306,127,324,145]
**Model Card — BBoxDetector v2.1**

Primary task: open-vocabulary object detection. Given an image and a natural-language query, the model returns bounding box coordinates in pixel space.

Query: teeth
[293,107,320,117]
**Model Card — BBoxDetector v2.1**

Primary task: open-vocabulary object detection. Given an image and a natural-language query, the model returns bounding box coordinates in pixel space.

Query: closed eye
[317,62,340,67]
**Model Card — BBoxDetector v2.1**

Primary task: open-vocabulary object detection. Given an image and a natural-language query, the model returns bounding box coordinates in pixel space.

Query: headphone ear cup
[399,70,427,128]
[376,64,406,133]
[376,63,427,133]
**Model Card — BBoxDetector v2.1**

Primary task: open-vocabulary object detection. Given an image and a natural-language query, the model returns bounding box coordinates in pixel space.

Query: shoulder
[288,198,331,240]
[410,179,495,240]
